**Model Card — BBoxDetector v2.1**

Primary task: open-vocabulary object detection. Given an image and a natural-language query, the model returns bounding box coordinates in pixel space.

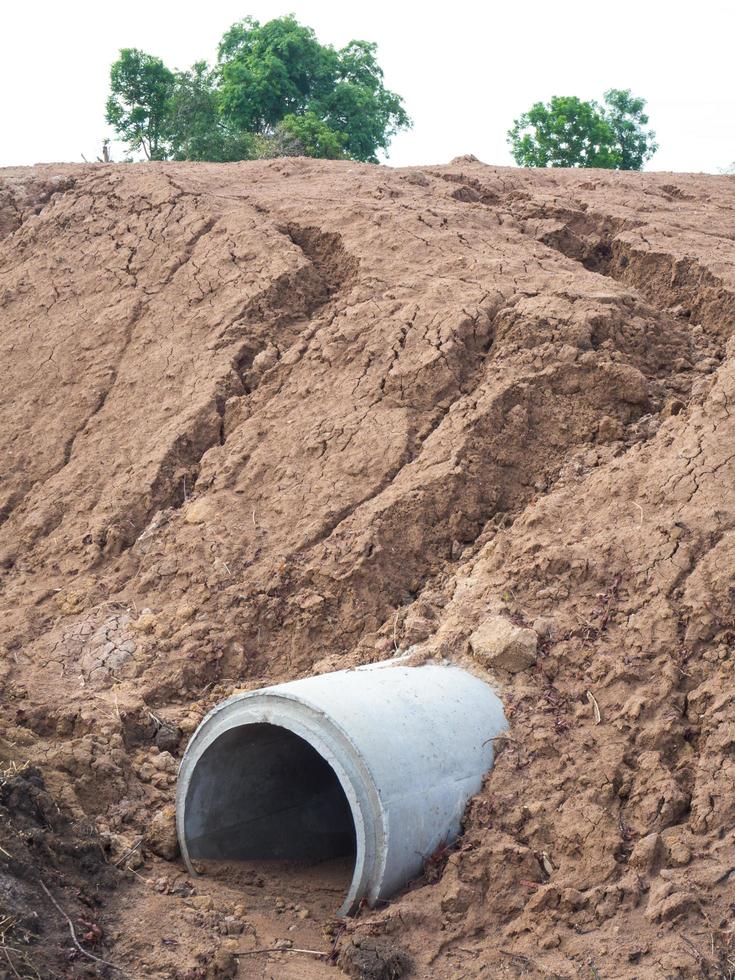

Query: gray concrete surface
[177,660,507,914]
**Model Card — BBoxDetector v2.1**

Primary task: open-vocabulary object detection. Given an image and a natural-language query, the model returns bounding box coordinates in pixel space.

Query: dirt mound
[1,157,734,978]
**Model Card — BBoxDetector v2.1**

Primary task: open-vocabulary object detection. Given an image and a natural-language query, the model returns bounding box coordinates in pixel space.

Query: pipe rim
[176,689,388,915]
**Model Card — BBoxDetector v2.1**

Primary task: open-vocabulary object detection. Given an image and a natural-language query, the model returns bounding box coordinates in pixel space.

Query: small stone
[607,363,649,403]
[126,847,145,871]
[222,915,244,935]
[402,613,433,645]
[189,894,215,911]
[661,397,684,417]
[557,343,578,362]
[179,713,202,735]
[155,725,181,754]
[645,882,697,922]
[137,763,155,784]
[597,415,624,442]
[560,888,585,911]
[152,751,178,774]
[296,908,311,920]
[451,185,481,203]
[469,616,538,673]
[694,357,719,373]
[175,602,197,621]
[667,840,692,867]
[111,834,145,870]
[146,804,180,861]
[532,616,556,640]
[629,832,664,873]
[131,612,157,634]
[184,499,213,525]
[296,591,324,611]
[251,345,279,375]
[440,881,473,915]
[205,947,237,978]
[400,170,429,186]
[56,591,86,616]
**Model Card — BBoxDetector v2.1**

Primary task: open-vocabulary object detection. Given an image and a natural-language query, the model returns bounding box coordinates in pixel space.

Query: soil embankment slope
[1,158,734,977]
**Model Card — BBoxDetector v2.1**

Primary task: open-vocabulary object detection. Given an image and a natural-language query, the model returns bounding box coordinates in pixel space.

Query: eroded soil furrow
[518,201,735,342]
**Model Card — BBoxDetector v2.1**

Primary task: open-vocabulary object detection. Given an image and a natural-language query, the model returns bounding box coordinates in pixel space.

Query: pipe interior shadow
[184,723,357,862]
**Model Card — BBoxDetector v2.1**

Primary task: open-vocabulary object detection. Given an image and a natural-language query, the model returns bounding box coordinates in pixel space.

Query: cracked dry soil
[1,157,735,978]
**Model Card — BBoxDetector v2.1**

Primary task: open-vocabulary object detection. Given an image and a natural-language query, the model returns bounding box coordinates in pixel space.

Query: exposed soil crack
[118,224,361,554]
[516,201,735,340]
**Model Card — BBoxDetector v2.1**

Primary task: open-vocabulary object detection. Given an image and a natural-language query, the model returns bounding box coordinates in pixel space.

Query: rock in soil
[146,804,180,860]
[469,615,538,672]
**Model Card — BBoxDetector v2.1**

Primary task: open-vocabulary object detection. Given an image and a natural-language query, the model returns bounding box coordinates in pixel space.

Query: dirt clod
[338,938,413,980]
[146,804,180,861]
[469,616,538,672]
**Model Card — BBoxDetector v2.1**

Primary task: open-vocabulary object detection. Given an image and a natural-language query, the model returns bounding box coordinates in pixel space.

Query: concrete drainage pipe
[176,660,507,915]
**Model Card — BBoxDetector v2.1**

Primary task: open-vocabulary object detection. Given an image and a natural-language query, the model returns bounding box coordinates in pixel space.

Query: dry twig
[586,690,602,724]
[113,838,143,868]
[39,880,126,975]
[235,945,328,958]
[2,946,22,979]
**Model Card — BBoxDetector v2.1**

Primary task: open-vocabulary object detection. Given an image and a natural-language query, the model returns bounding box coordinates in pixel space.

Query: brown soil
[1,156,734,978]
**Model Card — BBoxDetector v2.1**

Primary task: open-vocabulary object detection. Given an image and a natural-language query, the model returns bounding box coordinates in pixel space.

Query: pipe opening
[183,723,357,864]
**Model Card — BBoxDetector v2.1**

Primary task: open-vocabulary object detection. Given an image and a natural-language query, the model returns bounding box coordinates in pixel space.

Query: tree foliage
[508,90,657,170]
[217,16,335,132]
[602,88,658,171]
[105,16,410,164]
[167,62,254,162]
[313,41,410,162]
[217,17,410,163]
[277,112,347,159]
[105,49,174,160]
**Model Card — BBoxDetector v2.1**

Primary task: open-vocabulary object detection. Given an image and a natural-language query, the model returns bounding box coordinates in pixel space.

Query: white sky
[1,0,733,172]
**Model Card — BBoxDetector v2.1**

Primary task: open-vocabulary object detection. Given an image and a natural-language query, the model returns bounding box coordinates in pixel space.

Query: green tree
[217,15,410,162]
[276,112,347,158]
[602,88,658,170]
[168,62,255,162]
[508,96,620,169]
[508,91,657,170]
[106,49,175,160]
[218,16,335,131]
[311,41,411,162]
[105,17,410,164]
